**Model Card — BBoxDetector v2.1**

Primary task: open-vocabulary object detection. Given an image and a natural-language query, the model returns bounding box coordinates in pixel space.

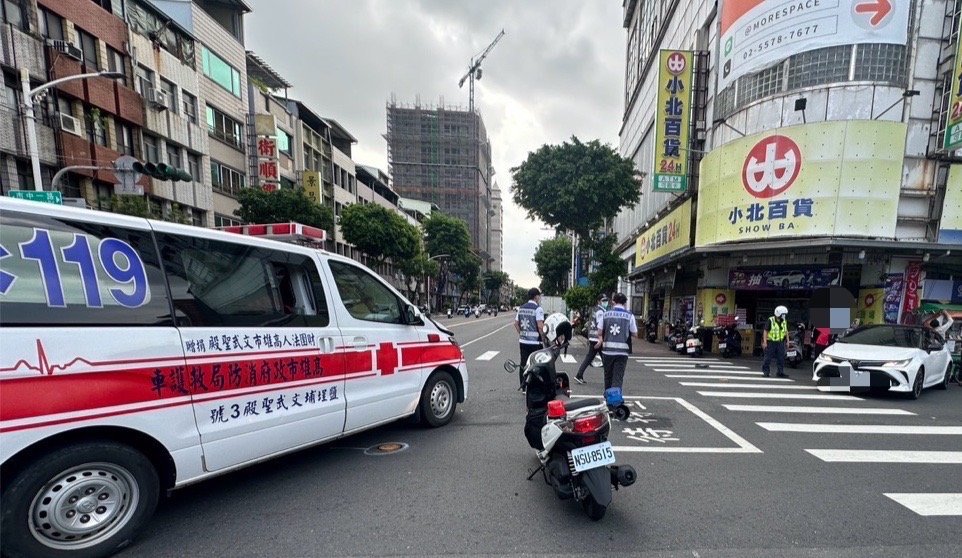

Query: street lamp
[21,69,126,191]
[425,254,449,315]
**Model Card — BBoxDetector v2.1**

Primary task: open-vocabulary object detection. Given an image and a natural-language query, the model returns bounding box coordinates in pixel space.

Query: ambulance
[0,197,468,558]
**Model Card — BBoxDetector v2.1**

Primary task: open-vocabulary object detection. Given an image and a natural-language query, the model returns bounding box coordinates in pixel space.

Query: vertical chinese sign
[257,137,279,192]
[303,171,321,205]
[945,13,962,151]
[900,262,922,323]
[653,50,693,193]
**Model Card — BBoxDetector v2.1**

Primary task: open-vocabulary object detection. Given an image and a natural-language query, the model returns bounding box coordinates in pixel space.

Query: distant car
[766,270,806,288]
[457,305,469,315]
[813,324,953,398]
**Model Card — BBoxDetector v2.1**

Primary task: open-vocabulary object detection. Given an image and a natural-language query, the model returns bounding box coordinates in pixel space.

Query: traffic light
[132,161,192,182]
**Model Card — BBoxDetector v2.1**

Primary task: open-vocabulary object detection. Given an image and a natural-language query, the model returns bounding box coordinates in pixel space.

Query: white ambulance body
[0,197,467,558]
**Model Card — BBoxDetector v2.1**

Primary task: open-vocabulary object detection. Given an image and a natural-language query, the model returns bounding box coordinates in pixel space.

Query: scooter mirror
[504,359,517,373]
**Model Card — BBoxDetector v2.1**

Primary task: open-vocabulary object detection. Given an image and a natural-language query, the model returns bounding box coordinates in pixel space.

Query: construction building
[385,98,494,268]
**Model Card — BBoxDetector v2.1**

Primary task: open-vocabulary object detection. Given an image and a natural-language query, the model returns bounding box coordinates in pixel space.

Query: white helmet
[543,312,572,344]
[774,305,788,318]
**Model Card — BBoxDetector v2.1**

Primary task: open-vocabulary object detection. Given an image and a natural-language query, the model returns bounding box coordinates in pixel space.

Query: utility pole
[458,29,505,113]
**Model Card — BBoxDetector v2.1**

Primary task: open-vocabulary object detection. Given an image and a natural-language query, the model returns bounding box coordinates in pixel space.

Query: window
[143,134,159,163]
[155,233,330,327]
[85,109,107,146]
[2,78,17,108]
[159,79,177,114]
[0,212,172,326]
[214,213,241,228]
[76,29,98,68]
[191,211,206,227]
[92,0,113,11]
[210,160,245,196]
[206,105,243,148]
[201,46,241,97]
[38,8,64,40]
[187,153,200,183]
[166,144,181,169]
[106,48,126,84]
[135,65,154,97]
[329,260,403,324]
[1,0,26,30]
[182,91,198,124]
[115,121,133,155]
[276,128,292,156]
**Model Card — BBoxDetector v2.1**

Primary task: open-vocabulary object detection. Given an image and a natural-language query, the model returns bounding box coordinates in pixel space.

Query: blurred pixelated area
[809,287,855,333]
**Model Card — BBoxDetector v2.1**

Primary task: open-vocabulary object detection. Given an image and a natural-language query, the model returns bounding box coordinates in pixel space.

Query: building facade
[489,181,503,272]
[617,0,962,344]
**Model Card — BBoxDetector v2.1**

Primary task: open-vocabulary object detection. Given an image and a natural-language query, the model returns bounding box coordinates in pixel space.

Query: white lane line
[806,449,962,464]
[698,391,862,400]
[758,423,962,434]
[884,494,962,516]
[459,322,515,348]
[666,374,794,381]
[560,354,577,364]
[724,405,915,415]
[655,369,764,375]
[475,351,499,361]
[679,382,815,390]
[642,363,749,369]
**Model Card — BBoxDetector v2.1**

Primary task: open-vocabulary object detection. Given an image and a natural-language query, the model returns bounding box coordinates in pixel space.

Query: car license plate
[718,343,727,349]
[570,441,615,473]
[787,350,797,357]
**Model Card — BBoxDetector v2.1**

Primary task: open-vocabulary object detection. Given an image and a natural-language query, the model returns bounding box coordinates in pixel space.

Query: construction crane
[458,29,505,113]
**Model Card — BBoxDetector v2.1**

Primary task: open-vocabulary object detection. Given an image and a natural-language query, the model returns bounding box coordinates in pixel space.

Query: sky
[244,0,625,288]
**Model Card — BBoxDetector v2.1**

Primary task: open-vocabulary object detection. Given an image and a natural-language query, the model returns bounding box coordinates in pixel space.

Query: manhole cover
[364,442,409,456]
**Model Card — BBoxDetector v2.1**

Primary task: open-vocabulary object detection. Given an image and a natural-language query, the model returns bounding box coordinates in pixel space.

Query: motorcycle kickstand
[526,464,545,481]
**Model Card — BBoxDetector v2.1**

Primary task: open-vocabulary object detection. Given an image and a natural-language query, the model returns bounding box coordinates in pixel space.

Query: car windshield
[838,326,920,348]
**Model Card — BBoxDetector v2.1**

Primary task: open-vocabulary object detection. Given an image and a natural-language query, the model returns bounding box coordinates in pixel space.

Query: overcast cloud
[245,0,625,288]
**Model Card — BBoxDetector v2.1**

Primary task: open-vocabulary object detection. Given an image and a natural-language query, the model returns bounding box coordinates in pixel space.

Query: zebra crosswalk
[469,350,577,364]
[636,354,962,517]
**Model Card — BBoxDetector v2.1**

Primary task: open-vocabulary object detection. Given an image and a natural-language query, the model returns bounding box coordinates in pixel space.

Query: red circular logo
[666,52,687,75]
[715,293,727,305]
[742,135,802,199]
[864,294,876,307]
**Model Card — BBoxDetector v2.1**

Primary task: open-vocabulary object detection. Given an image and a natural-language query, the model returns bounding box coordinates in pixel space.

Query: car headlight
[881,359,911,368]
[816,354,835,363]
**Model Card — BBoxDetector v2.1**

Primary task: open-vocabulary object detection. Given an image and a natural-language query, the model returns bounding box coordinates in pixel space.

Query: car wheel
[0,441,159,558]
[781,279,789,287]
[419,370,457,427]
[907,367,924,399]
[936,362,950,390]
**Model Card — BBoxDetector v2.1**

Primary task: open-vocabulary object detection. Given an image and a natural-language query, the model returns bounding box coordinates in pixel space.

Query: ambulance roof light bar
[221,222,327,244]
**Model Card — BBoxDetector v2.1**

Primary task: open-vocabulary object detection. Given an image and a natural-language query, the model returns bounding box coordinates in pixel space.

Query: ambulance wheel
[0,441,159,558]
[419,371,457,427]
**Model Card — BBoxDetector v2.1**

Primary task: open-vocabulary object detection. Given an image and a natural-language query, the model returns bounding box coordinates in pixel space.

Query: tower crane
[458,29,505,113]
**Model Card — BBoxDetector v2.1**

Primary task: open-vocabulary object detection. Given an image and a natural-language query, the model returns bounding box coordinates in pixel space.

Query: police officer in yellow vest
[762,305,789,377]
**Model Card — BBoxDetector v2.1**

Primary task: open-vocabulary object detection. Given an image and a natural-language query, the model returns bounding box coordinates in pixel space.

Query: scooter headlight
[533,352,552,364]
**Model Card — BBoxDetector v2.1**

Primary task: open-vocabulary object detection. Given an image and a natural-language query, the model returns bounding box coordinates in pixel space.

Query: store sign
[857,288,885,325]
[257,136,279,192]
[945,12,962,151]
[939,165,962,243]
[883,273,903,324]
[901,262,922,317]
[728,265,840,291]
[696,121,904,246]
[635,199,692,267]
[303,171,322,204]
[653,50,694,193]
[718,0,911,92]
[653,269,677,291]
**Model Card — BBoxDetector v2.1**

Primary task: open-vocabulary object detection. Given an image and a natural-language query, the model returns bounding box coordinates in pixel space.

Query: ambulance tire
[419,370,457,428]
[0,441,159,558]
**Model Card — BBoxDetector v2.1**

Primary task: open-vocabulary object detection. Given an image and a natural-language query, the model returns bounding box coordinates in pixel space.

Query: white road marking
[475,351,499,361]
[883,493,962,516]
[679,382,814,390]
[654,369,763,375]
[560,354,577,364]
[724,405,915,415]
[758,423,962,434]
[641,363,749,369]
[805,449,962,463]
[698,391,862,400]
[459,322,515,348]
[666,374,793,381]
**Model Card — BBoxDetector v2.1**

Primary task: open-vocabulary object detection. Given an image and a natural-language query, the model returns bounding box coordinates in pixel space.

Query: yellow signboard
[945,13,962,150]
[635,198,692,267]
[939,165,962,243]
[302,171,322,205]
[695,121,905,247]
[696,288,735,327]
[653,50,693,193]
[857,288,886,325]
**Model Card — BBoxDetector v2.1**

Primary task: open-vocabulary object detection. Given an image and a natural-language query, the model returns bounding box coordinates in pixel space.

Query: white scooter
[685,322,704,357]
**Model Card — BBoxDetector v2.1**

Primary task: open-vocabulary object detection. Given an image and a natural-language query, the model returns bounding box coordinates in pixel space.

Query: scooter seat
[564,398,603,412]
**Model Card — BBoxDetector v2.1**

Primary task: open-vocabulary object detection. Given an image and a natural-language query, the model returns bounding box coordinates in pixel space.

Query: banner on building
[938,165,962,243]
[945,12,962,150]
[653,50,694,193]
[718,0,911,92]
[728,265,841,291]
[635,199,692,267]
[256,136,279,192]
[696,121,905,246]
[883,273,904,324]
[857,288,886,325]
[696,288,736,326]
[901,261,922,318]
[303,171,322,204]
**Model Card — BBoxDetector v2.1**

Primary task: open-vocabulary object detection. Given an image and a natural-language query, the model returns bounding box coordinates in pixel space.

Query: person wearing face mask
[762,305,789,377]
[574,294,608,385]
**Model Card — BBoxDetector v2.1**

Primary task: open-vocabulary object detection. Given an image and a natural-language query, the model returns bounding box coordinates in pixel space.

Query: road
[127,315,962,557]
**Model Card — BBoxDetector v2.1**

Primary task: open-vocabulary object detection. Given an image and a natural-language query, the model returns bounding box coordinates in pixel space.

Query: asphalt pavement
[126,314,962,558]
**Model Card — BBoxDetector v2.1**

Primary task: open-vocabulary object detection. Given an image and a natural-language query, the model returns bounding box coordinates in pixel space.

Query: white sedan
[812,324,954,399]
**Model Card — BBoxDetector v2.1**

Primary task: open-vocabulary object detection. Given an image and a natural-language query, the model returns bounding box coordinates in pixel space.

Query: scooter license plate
[687,347,697,353]
[718,343,727,349]
[570,441,615,473]
[675,343,684,350]
[786,350,797,357]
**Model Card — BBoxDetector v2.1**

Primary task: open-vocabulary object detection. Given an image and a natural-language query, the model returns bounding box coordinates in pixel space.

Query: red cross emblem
[376,342,398,376]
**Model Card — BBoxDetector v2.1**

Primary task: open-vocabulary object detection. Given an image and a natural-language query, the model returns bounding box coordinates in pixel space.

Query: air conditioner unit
[145,87,169,111]
[57,113,83,137]
[48,39,83,62]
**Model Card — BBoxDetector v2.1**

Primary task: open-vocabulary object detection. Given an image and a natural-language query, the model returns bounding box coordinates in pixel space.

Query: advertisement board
[696,289,736,326]
[938,165,962,243]
[718,0,911,92]
[635,199,692,268]
[696,121,905,246]
[901,261,922,319]
[303,171,322,204]
[883,273,903,324]
[945,11,962,151]
[857,288,885,325]
[728,265,840,291]
[653,50,694,193]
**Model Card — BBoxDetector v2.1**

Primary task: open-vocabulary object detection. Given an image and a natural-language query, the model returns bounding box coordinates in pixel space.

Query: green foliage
[104,195,190,224]
[234,187,335,234]
[510,136,642,241]
[422,212,473,267]
[533,236,572,296]
[513,286,528,305]
[586,234,625,296]
[457,255,482,303]
[339,203,420,267]
[563,285,600,325]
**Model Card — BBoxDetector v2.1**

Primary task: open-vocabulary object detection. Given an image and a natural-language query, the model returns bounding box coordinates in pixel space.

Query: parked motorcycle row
[650,318,813,364]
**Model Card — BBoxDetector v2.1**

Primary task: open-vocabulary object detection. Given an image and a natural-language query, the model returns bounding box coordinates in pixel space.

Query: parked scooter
[503,319,637,521]
[667,320,686,353]
[721,320,743,358]
[646,317,658,343]
[447,308,452,319]
[685,322,705,357]
[474,308,480,319]
[786,322,805,368]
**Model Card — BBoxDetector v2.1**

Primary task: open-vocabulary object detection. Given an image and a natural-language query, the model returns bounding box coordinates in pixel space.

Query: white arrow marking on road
[560,354,577,364]
[758,423,962,434]
[884,493,962,516]
[698,391,862,400]
[475,351,500,361]
[806,449,962,463]
[654,369,763,375]
[680,382,814,390]
[724,405,915,415]
[666,374,793,381]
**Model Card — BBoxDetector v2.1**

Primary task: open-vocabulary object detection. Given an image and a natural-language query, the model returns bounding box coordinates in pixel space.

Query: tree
[396,253,439,308]
[339,203,420,268]
[457,255,482,306]
[104,195,190,224]
[510,137,642,241]
[533,236,572,296]
[422,212,473,264]
[235,187,335,234]
[513,286,528,306]
[586,234,626,296]
[483,270,509,305]
[563,284,600,330]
